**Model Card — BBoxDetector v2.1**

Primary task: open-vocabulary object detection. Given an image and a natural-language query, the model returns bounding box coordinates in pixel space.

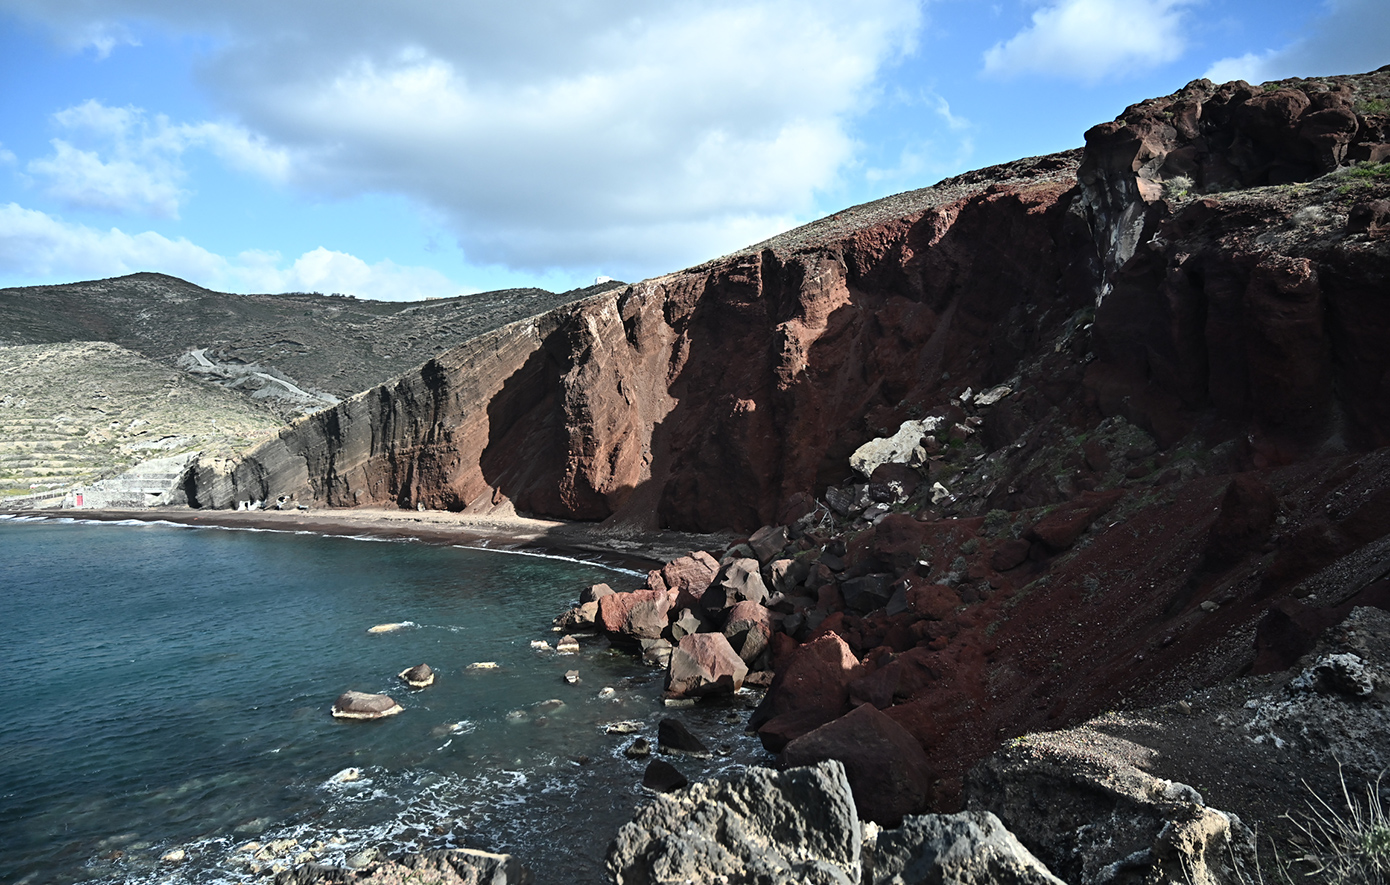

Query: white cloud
[25,99,291,218]
[0,0,923,278]
[1204,0,1390,84]
[983,0,1193,82]
[0,144,16,165]
[0,203,465,301]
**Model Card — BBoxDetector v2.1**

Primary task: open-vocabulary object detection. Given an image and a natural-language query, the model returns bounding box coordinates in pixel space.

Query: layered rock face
[195,67,1390,534]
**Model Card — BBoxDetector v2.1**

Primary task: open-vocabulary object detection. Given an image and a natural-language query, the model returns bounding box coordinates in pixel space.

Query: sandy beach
[0,505,737,572]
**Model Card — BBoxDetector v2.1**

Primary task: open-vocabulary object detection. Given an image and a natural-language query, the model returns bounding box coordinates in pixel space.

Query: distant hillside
[0,273,624,417]
[0,341,283,502]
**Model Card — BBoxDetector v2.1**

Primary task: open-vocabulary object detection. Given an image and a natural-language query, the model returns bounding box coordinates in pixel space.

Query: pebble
[598,687,617,699]
[159,848,186,864]
[625,738,652,758]
[605,720,643,734]
[565,670,580,684]
[530,640,552,651]
[468,661,500,670]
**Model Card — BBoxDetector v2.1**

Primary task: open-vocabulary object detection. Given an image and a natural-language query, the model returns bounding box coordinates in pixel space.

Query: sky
[0,1,1386,301]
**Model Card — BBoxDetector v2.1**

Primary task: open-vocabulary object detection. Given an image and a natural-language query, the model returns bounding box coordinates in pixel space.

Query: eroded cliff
[198,67,1390,539]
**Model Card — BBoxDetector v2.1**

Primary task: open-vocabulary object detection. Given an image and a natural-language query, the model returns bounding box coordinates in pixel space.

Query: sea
[0,515,767,884]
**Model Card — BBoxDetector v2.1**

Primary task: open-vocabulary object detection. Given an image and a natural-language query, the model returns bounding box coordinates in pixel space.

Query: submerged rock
[330,691,402,720]
[398,663,435,688]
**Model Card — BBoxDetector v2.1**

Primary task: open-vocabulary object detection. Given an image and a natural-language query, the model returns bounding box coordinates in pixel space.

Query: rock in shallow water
[330,691,402,720]
[398,663,435,688]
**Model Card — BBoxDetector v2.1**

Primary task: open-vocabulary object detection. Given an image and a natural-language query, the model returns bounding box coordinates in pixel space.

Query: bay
[0,516,764,884]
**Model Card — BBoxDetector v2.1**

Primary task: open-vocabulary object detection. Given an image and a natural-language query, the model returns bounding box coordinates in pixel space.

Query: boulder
[598,590,672,642]
[657,718,711,756]
[665,633,748,698]
[724,600,774,663]
[660,552,720,603]
[841,574,893,614]
[782,702,935,825]
[331,691,402,720]
[607,761,862,885]
[668,607,708,641]
[702,557,769,613]
[769,557,812,593]
[869,463,921,505]
[398,663,435,688]
[966,726,1256,885]
[850,418,945,478]
[642,760,689,793]
[871,811,1064,885]
[580,582,616,604]
[750,633,862,745]
[553,600,599,632]
[749,525,791,563]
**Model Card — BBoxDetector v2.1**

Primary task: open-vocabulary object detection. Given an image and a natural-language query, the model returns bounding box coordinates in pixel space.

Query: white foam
[450,543,643,576]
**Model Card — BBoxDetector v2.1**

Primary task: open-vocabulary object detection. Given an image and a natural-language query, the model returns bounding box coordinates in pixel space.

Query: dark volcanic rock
[608,761,862,885]
[872,812,1065,885]
[641,760,689,793]
[656,718,711,757]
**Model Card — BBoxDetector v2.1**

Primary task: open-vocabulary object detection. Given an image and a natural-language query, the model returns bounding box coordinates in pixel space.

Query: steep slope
[198,66,1390,532]
[0,342,282,504]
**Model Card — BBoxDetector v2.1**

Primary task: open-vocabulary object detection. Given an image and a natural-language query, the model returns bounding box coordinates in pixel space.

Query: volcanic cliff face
[199,68,1390,536]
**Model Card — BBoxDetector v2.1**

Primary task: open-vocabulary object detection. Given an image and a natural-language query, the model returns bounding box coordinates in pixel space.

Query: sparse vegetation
[1283,768,1390,885]
[1164,174,1196,199]
[1347,162,1390,182]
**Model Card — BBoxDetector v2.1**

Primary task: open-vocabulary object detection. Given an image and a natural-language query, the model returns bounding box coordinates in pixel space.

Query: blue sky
[0,0,1386,300]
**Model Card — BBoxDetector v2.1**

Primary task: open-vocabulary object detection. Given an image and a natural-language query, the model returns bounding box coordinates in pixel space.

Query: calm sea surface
[0,516,765,885]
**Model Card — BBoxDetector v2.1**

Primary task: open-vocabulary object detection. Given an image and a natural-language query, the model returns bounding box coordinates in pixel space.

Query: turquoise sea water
[0,517,764,884]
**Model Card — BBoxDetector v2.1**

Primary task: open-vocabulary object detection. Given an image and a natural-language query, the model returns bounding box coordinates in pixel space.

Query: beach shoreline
[0,505,737,573]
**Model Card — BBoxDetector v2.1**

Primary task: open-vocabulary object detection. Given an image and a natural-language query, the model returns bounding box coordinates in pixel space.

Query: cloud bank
[3,0,923,280]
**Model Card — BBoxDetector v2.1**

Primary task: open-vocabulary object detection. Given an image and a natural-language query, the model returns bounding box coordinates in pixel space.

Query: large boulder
[850,418,945,478]
[751,633,863,751]
[724,600,774,663]
[871,811,1065,885]
[397,664,435,688]
[665,632,749,698]
[607,761,863,885]
[966,726,1255,885]
[598,590,672,642]
[660,552,720,605]
[331,691,402,720]
[782,702,935,825]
